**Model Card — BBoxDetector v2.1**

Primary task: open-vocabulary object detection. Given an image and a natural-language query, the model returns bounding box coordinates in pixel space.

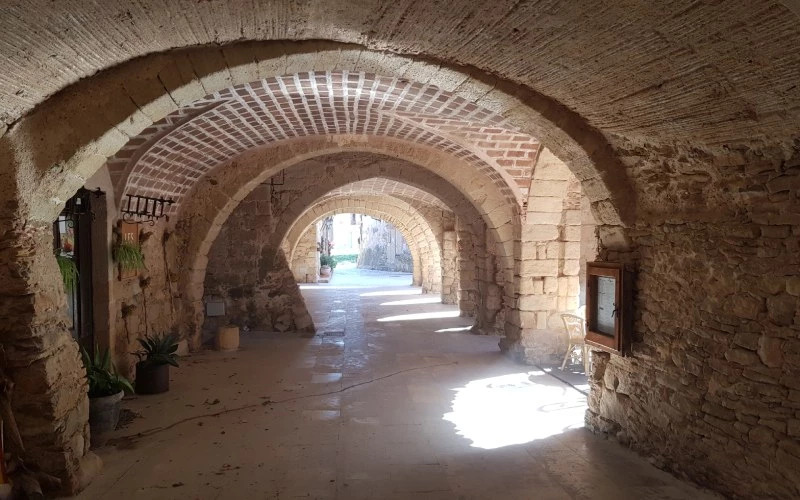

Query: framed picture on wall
[585,262,633,355]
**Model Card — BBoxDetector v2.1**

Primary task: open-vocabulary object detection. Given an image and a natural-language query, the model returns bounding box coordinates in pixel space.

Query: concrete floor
[75,269,716,499]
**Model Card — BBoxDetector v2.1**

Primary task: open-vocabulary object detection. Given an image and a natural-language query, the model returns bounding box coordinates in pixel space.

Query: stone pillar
[0,220,95,493]
[415,225,442,294]
[554,180,583,319]
[291,225,319,283]
[411,253,423,287]
[578,196,599,305]
[441,230,458,304]
[504,150,586,365]
[455,219,477,317]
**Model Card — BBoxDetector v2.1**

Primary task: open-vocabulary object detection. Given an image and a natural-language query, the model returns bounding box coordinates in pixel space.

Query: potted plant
[319,254,337,278]
[112,240,146,271]
[55,252,78,291]
[134,334,179,394]
[80,346,133,442]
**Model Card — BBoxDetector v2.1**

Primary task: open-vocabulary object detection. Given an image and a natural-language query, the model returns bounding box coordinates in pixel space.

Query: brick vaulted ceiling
[1,1,798,151]
[107,71,541,213]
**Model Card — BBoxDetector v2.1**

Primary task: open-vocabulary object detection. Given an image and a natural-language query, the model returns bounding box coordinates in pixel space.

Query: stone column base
[499,329,567,365]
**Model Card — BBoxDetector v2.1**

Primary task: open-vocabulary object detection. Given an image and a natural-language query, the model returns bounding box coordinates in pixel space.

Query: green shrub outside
[332,254,357,265]
[320,253,358,268]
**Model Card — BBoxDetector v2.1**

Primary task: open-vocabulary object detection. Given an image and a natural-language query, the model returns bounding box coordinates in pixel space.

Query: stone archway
[174,147,511,346]
[283,196,443,294]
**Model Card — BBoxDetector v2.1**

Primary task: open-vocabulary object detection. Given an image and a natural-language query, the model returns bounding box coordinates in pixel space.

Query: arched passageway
[285,199,441,292]
[0,5,797,497]
[199,157,499,340]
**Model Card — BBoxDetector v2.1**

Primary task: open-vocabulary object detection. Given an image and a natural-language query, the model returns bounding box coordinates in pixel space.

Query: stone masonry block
[563,259,580,276]
[565,209,581,226]
[564,241,581,259]
[523,224,559,242]
[527,197,563,213]
[525,212,562,225]
[518,278,544,295]
[528,180,568,197]
[545,241,562,259]
[564,225,581,242]
[520,259,559,277]
[519,294,558,311]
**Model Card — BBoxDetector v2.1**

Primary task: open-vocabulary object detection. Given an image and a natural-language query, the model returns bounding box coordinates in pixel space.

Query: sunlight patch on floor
[377,310,461,322]
[360,289,422,297]
[443,371,586,449]
[380,296,442,306]
[300,285,412,290]
[435,326,473,333]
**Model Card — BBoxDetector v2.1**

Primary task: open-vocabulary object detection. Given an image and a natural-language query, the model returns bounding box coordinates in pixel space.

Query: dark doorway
[53,188,98,350]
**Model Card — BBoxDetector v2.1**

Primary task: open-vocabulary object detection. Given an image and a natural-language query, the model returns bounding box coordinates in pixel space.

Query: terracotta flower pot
[320,265,332,278]
[89,390,124,446]
[135,363,170,394]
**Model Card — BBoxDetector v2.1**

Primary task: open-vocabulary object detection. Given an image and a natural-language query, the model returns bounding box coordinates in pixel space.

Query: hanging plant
[113,241,146,271]
[56,254,78,290]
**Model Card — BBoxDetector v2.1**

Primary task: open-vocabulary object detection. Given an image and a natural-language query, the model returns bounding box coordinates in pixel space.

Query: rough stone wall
[587,144,800,499]
[0,166,178,494]
[357,218,413,273]
[109,221,177,377]
[203,185,314,338]
[83,167,179,377]
[0,222,92,493]
[291,225,318,283]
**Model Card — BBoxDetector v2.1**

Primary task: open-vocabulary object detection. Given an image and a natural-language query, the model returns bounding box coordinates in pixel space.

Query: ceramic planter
[135,362,170,394]
[89,390,124,446]
[216,325,240,351]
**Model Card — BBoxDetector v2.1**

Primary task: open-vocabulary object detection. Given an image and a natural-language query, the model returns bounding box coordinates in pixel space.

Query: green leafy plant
[80,346,134,398]
[134,334,179,368]
[113,241,146,271]
[331,254,357,265]
[56,253,78,290]
[320,254,337,269]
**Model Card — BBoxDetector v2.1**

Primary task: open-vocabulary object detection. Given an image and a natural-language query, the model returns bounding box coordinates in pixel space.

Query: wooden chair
[560,313,590,373]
